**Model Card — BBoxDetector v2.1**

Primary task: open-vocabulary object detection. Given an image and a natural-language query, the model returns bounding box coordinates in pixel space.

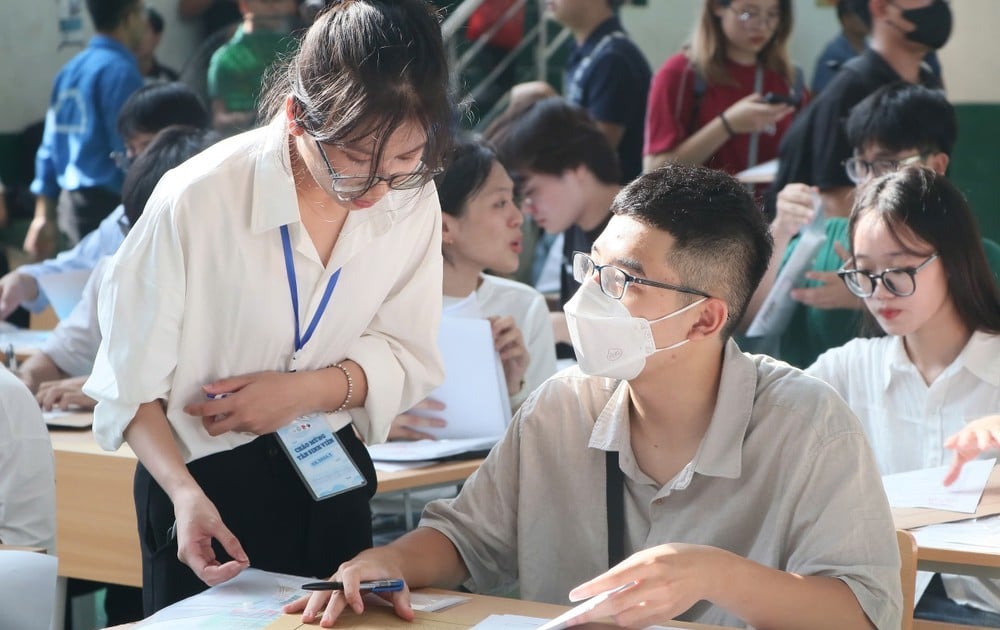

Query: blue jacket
[31,35,143,199]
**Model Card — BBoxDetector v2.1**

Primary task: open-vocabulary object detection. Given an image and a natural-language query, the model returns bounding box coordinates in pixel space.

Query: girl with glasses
[388,136,557,440]
[643,0,805,181]
[806,167,1000,625]
[85,0,453,614]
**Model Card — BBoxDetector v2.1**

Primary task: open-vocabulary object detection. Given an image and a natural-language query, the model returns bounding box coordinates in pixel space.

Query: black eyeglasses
[572,251,710,301]
[313,139,438,201]
[110,150,132,172]
[843,154,923,185]
[837,254,938,298]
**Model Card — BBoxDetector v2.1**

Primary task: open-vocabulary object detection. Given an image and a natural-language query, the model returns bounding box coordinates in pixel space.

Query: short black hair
[146,6,165,34]
[435,134,498,218]
[86,0,140,32]
[117,82,210,140]
[846,82,956,157]
[493,97,621,186]
[123,126,220,226]
[611,164,773,339]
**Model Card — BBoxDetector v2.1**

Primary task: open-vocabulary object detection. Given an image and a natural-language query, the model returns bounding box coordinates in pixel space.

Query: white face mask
[564,280,706,380]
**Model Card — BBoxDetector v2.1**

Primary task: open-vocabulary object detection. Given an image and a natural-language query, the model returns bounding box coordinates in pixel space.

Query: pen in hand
[301,578,405,593]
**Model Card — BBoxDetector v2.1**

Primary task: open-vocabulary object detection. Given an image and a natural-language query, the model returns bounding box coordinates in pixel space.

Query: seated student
[207,0,299,135]
[0,366,55,555]
[18,126,220,402]
[0,82,209,319]
[741,83,1000,367]
[389,136,557,440]
[493,97,621,348]
[288,164,901,630]
[806,167,1000,626]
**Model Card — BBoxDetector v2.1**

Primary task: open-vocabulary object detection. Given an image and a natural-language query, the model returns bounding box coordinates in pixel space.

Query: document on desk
[36,268,91,320]
[882,459,996,513]
[413,316,512,440]
[470,615,685,630]
[913,514,1000,550]
[367,436,498,462]
[135,568,305,628]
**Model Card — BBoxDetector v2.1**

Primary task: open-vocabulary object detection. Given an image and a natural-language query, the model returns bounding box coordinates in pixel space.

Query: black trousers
[56,186,119,246]
[133,426,377,615]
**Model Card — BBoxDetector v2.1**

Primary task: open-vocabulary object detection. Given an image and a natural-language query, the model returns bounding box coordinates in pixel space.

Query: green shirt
[777,217,1000,368]
[207,25,298,115]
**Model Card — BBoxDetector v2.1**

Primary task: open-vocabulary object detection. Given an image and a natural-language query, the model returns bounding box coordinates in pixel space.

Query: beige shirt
[86,120,445,462]
[421,341,902,629]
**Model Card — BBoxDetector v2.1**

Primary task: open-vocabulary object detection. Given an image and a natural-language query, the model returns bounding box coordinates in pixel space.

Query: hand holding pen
[284,557,415,627]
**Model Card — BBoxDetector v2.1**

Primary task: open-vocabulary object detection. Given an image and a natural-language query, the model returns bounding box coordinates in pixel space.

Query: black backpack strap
[605,449,625,568]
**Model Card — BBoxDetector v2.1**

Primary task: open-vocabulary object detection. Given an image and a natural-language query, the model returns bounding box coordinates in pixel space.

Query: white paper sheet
[735,158,779,184]
[136,568,306,629]
[913,514,1000,550]
[36,268,91,320]
[410,316,511,440]
[882,459,996,513]
[470,615,686,630]
[746,226,827,337]
[0,550,58,630]
[367,437,497,462]
[0,328,51,352]
[373,459,438,472]
[43,409,91,428]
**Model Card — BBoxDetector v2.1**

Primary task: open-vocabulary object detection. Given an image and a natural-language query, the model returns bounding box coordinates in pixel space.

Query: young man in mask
[768,0,950,219]
[287,164,902,630]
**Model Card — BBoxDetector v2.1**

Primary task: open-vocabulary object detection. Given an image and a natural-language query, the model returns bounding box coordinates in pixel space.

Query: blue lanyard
[280,225,342,352]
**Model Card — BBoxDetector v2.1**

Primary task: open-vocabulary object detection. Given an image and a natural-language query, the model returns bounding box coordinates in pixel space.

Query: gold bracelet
[332,362,353,413]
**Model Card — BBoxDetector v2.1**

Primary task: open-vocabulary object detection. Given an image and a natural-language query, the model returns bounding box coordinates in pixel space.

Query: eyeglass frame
[729,6,782,29]
[110,150,133,172]
[312,138,440,201]
[843,153,924,185]
[572,251,711,301]
[836,253,939,298]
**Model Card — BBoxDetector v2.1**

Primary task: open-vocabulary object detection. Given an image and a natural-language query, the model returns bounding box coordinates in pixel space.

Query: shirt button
[654,498,665,505]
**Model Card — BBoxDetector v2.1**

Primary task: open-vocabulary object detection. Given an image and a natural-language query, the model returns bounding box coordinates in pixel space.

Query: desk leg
[404,492,414,530]
[53,576,66,630]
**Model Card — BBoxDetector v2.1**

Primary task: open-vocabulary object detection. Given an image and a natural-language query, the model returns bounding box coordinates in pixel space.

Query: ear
[711,0,728,19]
[285,96,305,137]
[927,152,949,176]
[441,213,460,246]
[687,298,729,341]
[869,0,891,20]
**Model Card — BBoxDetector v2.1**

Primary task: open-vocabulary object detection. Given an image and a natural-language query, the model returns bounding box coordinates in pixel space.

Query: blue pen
[301,578,405,593]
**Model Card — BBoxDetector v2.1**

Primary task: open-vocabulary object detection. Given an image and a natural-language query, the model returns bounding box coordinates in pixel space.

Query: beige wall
[936,0,1000,103]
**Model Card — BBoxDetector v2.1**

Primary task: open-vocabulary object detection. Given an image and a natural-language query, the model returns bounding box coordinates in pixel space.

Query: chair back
[897,529,918,630]
[0,548,58,630]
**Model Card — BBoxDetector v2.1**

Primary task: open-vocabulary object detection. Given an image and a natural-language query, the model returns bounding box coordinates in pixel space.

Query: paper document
[367,437,497,462]
[43,409,92,429]
[736,158,779,184]
[372,459,438,472]
[36,268,91,320]
[412,317,511,440]
[913,514,1000,550]
[882,459,996,513]
[367,591,470,613]
[471,615,685,630]
[136,568,306,629]
[746,227,827,337]
[0,327,51,352]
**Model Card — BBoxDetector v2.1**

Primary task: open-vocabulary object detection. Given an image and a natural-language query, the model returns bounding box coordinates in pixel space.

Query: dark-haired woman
[806,167,1000,626]
[389,136,556,440]
[85,0,453,613]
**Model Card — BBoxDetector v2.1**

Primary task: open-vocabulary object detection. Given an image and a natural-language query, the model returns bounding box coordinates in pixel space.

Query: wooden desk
[50,422,484,588]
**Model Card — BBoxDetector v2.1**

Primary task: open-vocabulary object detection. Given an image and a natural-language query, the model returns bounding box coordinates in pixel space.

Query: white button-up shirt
[41,256,109,377]
[422,341,901,629]
[85,121,445,463]
[807,331,1000,613]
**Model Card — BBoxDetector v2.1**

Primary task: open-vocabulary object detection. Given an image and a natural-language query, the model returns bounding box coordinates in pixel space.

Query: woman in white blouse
[806,167,1000,624]
[84,0,453,614]
[390,135,557,440]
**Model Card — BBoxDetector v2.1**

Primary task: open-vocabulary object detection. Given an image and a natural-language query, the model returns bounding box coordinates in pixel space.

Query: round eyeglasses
[836,254,938,298]
[110,150,133,172]
[843,154,924,185]
[730,7,781,29]
[572,251,710,301]
[313,139,439,201]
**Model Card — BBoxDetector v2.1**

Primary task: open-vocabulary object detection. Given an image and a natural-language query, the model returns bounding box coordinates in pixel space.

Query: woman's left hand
[184,371,309,436]
[490,316,529,396]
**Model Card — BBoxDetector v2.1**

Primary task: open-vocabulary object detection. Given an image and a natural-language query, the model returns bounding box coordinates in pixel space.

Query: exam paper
[470,615,686,630]
[36,268,91,320]
[913,514,1000,550]
[367,436,498,462]
[882,459,996,513]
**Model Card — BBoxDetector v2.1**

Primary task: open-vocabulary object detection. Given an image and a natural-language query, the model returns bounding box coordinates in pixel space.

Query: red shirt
[644,52,809,175]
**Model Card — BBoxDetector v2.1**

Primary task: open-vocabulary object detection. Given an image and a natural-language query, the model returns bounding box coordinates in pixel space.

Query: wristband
[719,112,736,137]
[332,362,353,413]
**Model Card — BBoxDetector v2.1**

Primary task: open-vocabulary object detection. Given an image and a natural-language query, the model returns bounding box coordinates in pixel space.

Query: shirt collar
[587,338,756,480]
[882,335,911,390]
[569,17,624,64]
[882,331,1000,389]
[89,35,137,60]
[250,117,301,234]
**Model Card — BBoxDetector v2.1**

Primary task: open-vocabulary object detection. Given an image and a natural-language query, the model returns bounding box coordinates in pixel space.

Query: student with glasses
[806,167,1000,626]
[741,83,1000,368]
[643,0,806,182]
[84,0,453,614]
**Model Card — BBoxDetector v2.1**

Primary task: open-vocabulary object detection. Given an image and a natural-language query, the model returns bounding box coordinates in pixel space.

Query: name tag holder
[275,414,367,501]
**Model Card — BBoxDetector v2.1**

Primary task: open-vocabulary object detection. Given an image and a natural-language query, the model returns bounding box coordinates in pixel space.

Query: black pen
[301,578,405,593]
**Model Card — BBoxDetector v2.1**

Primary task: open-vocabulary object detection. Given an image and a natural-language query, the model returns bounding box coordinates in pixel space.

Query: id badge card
[275,414,367,501]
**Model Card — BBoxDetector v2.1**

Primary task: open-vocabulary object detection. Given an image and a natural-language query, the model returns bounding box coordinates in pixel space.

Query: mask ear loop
[647,297,708,351]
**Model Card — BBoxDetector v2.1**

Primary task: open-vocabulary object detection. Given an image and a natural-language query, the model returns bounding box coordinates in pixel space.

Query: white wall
[0,0,201,133]
[936,0,1000,103]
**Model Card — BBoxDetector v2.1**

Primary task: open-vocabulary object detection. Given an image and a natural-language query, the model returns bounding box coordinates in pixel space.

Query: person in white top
[807,167,1000,625]
[83,0,453,615]
[390,136,557,440]
[288,164,901,630]
[0,366,56,554]
[18,126,220,409]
